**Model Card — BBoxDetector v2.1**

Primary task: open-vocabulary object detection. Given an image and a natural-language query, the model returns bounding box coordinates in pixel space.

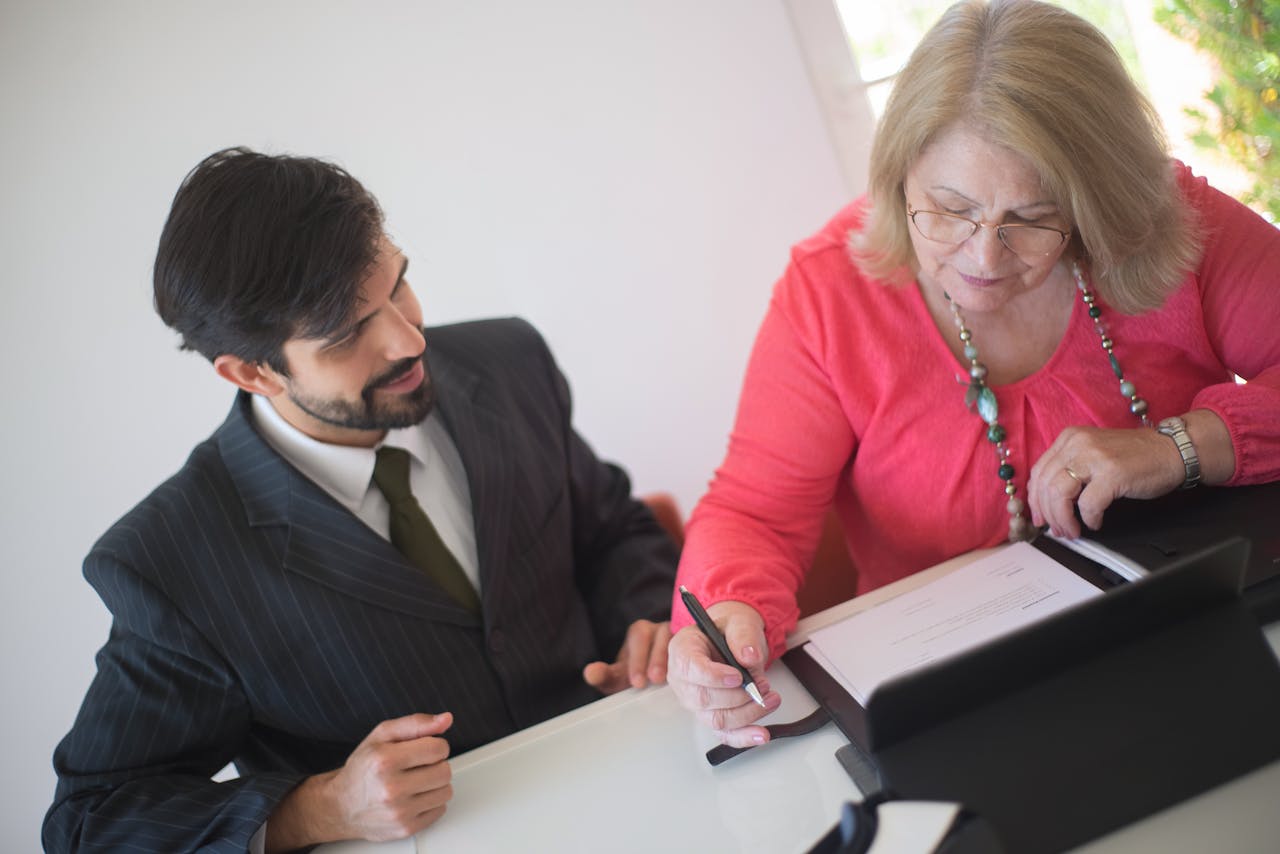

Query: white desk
[319,555,1280,854]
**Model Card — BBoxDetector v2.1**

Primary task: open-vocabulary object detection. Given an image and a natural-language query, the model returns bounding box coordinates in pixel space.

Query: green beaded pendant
[944,262,1151,542]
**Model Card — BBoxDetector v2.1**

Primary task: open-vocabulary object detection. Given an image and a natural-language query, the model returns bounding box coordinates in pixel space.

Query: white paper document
[805,541,1104,704]
[1049,534,1150,582]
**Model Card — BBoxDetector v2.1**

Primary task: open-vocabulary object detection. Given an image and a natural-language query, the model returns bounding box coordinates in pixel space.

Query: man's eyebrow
[390,256,409,297]
[320,256,409,349]
[319,320,363,350]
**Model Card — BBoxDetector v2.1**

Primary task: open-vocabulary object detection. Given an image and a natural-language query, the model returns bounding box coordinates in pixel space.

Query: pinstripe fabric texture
[44,317,679,853]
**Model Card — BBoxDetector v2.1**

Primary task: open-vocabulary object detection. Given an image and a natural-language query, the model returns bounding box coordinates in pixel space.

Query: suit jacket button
[488,630,507,655]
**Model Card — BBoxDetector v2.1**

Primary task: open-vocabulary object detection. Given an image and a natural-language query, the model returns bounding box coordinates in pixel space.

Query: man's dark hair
[153,147,385,374]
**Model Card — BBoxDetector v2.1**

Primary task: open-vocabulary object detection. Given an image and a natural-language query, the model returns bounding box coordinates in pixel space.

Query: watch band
[1156,416,1201,489]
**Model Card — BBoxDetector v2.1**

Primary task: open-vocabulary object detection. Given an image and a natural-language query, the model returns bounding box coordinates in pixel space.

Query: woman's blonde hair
[852,0,1201,313]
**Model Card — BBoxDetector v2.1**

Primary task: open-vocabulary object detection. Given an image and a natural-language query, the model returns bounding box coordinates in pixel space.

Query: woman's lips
[959,272,1003,288]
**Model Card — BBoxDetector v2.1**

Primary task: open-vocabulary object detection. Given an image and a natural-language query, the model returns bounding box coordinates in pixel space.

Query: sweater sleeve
[672,250,858,660]
[1180,167,1280,485]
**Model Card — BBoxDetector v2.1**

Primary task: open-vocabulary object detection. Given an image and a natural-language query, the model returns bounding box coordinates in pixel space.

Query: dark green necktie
[373,446,481,614]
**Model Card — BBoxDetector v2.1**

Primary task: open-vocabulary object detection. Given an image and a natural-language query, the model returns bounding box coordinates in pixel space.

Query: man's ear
[213,354,286,397]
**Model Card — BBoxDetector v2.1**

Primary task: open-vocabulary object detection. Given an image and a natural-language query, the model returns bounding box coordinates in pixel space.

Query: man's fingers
[582,660,629,694]
[367,712,453,745]
[398,755,453,795]
[358,781,453,841]
[325,715,456,843]
[410,803,449,834]
[645,621,671,685]
[621,620,650,688]
[582,620,675,694]
[621,619,672,688]
[582,660,608,687]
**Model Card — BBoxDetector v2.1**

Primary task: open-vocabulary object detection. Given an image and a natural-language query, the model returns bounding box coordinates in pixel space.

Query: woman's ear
[212,354,286,397]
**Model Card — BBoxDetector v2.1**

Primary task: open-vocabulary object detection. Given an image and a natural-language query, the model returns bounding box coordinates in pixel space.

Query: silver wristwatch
[1156,416,1201,489]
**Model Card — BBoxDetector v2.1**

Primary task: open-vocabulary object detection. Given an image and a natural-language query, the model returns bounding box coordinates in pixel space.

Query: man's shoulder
[425,316,548,358]
[425,316,559,383]
[90,409,247,568]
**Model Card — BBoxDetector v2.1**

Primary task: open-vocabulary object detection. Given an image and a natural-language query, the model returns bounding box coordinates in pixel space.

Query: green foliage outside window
[1156,0,1280,222]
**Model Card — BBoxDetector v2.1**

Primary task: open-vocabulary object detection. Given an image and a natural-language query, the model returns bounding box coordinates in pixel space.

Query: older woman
[668,0,1280,744]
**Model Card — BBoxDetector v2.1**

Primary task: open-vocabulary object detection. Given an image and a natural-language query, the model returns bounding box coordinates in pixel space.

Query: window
[785,0,1251,202]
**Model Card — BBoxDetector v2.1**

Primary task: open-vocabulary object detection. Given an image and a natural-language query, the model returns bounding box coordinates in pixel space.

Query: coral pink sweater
[673,165,1280,658]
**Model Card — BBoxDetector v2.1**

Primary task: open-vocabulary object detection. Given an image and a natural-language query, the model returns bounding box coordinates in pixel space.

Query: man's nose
[383,308,425,360]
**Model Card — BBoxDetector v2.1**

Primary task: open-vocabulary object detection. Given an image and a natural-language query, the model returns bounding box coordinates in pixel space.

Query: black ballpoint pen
[679,585,767,708]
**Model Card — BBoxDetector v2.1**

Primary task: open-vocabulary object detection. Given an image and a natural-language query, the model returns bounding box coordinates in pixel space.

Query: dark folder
[1080,480,1280,622]
[783,537,1280,854]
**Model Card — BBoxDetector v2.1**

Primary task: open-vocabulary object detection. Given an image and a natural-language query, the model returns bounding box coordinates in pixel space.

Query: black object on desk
[1081,480,1280,621]
[705,706,831,766]
[805,799,1005,854]
[784,537,1280,854]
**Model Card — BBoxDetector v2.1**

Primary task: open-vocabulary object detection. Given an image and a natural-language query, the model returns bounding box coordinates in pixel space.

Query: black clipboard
[783,537,1280,854]
[1073,481,1280,622]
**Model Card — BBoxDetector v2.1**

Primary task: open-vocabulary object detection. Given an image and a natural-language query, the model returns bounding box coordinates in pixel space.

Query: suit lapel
[429,351,516,620]
[216,392,480,627]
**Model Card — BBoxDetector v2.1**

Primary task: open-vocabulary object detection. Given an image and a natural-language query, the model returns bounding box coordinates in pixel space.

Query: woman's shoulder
[771,197,918,346]
[780,197,904,301]
[1172,159,1280,276]
[789,197,871,263]
[1171,158,1272,231]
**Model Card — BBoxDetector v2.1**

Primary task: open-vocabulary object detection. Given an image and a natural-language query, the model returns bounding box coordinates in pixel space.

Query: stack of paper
[805,541,1103,704]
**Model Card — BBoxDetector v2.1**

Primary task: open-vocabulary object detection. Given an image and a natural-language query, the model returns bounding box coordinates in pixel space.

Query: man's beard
[288,352,435,432]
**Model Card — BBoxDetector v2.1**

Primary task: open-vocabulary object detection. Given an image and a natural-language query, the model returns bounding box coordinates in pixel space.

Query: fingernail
[752,733,765,744]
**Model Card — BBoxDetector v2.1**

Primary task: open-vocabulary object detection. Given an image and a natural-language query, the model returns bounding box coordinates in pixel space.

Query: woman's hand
[666,600,782,747]
[1028,410,1233,538]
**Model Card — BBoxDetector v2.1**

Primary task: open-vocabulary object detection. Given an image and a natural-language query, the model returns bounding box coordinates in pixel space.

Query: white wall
[0,0,854,847]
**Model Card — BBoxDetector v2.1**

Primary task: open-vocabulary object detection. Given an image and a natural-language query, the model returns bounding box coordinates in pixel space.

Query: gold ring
[1065,467,1083,483]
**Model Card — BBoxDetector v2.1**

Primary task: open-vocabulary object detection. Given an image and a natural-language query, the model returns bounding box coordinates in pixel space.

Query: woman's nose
[965,223,1008,268]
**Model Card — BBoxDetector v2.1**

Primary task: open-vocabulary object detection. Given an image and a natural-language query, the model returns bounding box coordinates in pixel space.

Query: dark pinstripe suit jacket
[44,317,678,853]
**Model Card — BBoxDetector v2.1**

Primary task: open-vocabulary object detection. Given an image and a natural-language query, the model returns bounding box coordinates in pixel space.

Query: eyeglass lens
[911,210,1064,256]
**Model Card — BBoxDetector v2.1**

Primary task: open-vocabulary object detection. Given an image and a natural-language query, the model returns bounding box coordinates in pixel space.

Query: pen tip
[679,585,689,593]
[745,682,766,708]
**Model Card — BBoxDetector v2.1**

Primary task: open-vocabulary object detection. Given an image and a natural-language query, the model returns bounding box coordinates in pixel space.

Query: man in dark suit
[44,148,679,853]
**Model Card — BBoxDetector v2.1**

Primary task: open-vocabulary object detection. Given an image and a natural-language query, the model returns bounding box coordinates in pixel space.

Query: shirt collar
[250,394,435,513]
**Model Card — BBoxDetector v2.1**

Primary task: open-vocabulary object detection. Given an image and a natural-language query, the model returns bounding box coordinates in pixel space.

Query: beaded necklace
[945,261,1151,541]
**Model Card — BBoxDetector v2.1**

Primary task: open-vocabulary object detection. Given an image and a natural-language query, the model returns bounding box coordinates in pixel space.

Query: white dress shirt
[245,396,480,854]
[250,393,481,589]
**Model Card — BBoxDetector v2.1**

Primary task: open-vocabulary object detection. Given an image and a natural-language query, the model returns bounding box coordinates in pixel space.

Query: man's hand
[265,712,455,852]
[582,618,671,694]
[666,600,781,747]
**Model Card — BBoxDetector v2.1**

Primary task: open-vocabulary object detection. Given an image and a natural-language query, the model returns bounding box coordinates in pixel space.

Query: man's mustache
[367,356,422,390]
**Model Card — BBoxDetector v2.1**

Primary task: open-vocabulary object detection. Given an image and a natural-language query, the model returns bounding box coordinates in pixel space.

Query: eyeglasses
[907,205,1070,257]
